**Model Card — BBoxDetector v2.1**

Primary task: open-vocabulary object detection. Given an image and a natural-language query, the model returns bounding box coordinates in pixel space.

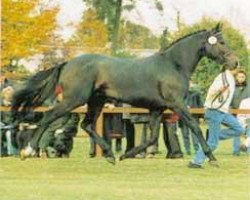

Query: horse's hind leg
[21,99,82,159]
[81,97,116,165]
[120,110,162,161]
[171,105,216,162]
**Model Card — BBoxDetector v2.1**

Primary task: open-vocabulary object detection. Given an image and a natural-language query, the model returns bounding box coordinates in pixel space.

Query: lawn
[0,126,249,200]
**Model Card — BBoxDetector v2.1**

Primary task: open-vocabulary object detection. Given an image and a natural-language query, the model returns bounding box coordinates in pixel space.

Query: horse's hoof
[20,150,27,161]
[106,156,116,165]
[208,160,219,168]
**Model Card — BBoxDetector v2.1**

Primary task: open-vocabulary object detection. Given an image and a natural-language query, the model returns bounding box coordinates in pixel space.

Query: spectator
[0,86,18,156]
[132,114,157,159]
[38,85,80,158]
[230,70,249,155]
[237,97,250,154]
[15,110,43,155]
[89,102,124,157]
[122,103,135,154]
[0,74,12,91]
[135,113,183,159]
[163,113,183,159]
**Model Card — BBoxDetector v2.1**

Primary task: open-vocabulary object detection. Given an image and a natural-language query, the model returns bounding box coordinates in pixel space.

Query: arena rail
[1,106,250,156]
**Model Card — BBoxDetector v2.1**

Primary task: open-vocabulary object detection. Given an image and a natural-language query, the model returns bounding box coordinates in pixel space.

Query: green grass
[0,127,249,200]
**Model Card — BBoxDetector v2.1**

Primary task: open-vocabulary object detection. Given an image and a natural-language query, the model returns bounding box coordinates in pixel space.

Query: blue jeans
[6,130,18,155]
[246,126,250,154]
[232,136,241,155]
[193,109,244,165]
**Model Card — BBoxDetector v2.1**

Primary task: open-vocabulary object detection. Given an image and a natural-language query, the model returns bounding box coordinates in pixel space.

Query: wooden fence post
[95,110,104,157]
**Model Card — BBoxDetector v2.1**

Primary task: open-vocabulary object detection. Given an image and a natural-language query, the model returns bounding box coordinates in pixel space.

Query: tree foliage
[83,0,163,54]
[171,17,249,97]
[2,0,58,68]
[119,21,159,49]
[66,9,109,55]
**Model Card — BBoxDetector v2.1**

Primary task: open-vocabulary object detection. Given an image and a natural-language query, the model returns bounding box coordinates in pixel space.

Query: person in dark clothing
[15,111,43,154]
[131,114,157,158]
[179,81,203,155]
[89,103,124,157]
[48,113,80,158]
[134,113,183,159]
[230,70,249,155]
[38,85,80,158]
[163,113,183,159]
[122,104,135,154]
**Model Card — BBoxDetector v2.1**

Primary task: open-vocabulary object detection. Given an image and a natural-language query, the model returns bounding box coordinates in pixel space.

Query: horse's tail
[11,62,67,115]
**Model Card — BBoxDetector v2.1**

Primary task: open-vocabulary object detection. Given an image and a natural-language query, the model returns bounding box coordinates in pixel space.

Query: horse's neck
[167,33,206,75]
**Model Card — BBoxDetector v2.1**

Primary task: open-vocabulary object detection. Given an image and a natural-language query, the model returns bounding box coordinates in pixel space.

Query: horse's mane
[161,29,207,52]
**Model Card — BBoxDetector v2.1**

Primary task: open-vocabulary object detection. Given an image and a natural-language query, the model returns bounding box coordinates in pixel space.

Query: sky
[56,0,250,42]
[21,0,250,71]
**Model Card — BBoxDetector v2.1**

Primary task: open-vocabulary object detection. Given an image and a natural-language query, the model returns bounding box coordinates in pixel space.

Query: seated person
[0,86,18,156]
[14,111,43,155]
[38,85,80,158]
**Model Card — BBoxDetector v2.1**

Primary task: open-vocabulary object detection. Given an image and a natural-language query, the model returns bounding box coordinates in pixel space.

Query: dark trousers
[124,119,135,153]
[180,123,199,154]
[163,122,183,157]
[89,114,123,157]
[139,123,158,154]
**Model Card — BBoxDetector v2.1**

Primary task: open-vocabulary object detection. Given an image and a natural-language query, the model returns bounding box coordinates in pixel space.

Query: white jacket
[237,98,250,128]
[204,70,235,113]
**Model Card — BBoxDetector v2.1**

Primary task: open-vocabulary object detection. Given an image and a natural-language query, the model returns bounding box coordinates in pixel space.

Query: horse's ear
[214,23,223,32]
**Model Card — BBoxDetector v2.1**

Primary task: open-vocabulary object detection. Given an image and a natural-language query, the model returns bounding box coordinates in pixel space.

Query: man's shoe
[208,160,219,168]
[166,153,183,159]
[240,144,247,152]
[187,161,202,169]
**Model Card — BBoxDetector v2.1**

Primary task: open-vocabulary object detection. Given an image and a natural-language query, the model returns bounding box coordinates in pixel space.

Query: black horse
[12,23,238,164]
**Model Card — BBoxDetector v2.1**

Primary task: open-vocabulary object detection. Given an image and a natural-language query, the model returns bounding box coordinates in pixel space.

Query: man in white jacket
[189,68,244,168]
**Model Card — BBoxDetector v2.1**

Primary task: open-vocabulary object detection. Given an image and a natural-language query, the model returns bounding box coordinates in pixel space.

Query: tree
[83,0,163,54]
[2,0,58,68]
[171,17,249,97]
[118,21,159,49]
[66,9,109,55]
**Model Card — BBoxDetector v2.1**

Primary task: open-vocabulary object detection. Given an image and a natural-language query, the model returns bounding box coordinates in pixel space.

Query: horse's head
[203,23,239,70]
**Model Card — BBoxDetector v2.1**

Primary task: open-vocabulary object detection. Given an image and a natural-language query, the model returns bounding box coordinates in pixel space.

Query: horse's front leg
[119,110,162,161]
[172,104,217,163]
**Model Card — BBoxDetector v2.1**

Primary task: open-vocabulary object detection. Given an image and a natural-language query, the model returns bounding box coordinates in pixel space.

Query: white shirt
[237,98,250,128]
[204,70,235,113]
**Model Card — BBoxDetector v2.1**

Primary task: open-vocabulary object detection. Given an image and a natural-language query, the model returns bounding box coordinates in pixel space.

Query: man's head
[235,70,247,86]
[2,86,14,101]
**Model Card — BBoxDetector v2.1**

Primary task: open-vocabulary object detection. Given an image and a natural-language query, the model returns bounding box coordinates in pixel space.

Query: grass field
[0,126,249,200]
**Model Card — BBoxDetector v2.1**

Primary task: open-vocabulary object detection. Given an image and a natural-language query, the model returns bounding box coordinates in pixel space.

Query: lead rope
[211,72,230,109]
